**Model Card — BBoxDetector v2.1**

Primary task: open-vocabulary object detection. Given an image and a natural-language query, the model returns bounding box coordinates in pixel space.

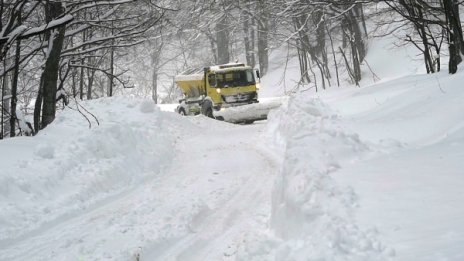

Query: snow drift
[238,95,394,260]
[316,70,464,260]
[0,98,174,245]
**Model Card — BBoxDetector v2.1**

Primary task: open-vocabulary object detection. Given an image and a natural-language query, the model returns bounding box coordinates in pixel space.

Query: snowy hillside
[3,1,464,260]
[252,38,464,259]
[2,22,464,261]
[319,71,464,260]
[2,67,463,260]
[0,98,177,259]
[0,97,278,260]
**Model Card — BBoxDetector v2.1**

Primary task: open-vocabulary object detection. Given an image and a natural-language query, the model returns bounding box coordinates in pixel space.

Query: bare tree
[384,0,464,74]
[1,0,166,137]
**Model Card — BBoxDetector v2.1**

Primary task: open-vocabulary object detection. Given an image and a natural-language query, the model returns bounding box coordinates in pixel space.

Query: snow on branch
[66,0,135,14]
[0,15,74,44]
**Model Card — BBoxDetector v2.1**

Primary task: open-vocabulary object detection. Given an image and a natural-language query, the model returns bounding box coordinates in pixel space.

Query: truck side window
[208,74,217,87]
[246,70,254,83]
[225,73,233,82]
[216,74,224,87]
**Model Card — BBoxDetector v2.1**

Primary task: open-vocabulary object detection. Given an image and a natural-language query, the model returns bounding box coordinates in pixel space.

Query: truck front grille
[222,92,256,104]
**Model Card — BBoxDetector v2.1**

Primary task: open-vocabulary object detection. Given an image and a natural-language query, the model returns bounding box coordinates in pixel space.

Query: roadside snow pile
[238,94,394,260]
[0,97,174,243]
[315,70,464,259]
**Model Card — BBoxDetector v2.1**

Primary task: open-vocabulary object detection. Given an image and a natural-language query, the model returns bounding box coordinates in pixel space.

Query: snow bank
[315,70,464,260]
[0,97,174,243]
[238,94,394,260]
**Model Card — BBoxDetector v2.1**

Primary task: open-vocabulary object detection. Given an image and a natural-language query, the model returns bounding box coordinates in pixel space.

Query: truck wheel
[178,108,186,116]
[205,107,213,118]
[201,101,214,118]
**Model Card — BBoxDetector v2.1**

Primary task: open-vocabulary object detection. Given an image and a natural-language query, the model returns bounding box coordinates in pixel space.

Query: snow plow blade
[214,97,285,124]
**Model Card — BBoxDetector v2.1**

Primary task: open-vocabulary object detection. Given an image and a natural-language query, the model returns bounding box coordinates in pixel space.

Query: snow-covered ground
[2,67,463,260]
[318,71,464,260]
[2,25,464,260]
[0,98,279,260]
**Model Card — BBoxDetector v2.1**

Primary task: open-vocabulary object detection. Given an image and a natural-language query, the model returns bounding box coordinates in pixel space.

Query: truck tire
[178,108,186,116]
[205,107,213,118]
[201,100,214,118]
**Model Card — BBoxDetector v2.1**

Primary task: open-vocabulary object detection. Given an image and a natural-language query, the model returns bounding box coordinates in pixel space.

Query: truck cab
[175,63,260,117]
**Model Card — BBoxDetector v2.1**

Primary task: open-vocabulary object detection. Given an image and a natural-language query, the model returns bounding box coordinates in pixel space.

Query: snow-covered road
[2,68,464,260]
[0,104,278,260]
[143,120,277,260]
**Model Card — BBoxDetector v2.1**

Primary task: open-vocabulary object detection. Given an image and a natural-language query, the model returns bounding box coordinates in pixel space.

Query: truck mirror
[255,69,260,79]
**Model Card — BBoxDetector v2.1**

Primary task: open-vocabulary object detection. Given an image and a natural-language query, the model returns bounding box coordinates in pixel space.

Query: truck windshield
[216,69,255,88]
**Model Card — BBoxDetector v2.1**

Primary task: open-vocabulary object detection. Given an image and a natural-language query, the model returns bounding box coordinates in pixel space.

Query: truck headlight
[216,88,221,94]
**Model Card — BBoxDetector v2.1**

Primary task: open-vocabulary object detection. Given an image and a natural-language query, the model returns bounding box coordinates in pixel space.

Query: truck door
[207,73,222,104]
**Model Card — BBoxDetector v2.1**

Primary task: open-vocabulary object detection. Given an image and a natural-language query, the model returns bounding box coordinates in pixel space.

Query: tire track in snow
[0,118,278,261]
[142,122,278,261]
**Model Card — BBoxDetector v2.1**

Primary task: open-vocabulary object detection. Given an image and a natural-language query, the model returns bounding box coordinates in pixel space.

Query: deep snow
[0,98,279,260]
[2,23,464,261]
[0,98,175,259]
[2,65,463,260]
[317,71,464,260]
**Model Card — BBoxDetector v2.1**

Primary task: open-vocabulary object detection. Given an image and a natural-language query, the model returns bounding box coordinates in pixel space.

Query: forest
[1,0,463,138]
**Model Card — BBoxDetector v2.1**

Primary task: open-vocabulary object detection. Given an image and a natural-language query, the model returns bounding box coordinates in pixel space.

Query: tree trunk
[342,9,365,85]
[346,9,366,63]
[108,24,114,97]
[293,17,311,84]
[444,0,464,74]
[419,25,435,74]
[327,24,340,87]
[355,3,368,37]
[108,47,114,97]
[10,38,20,137]
[68,35,77,97]
[398,0,435,74]
[150,36,163,103]
[351,39,362,85]
[216,14,230,64]
[250,12,256,67]
[87,67,94,100]
[313,8,325,56]
[417,7,435,73]
[71,68,77,97]
[79,60,85,99]
[152,70,158,103]
[243,8,253,67]
[39,2,66,129]
[257,0,269,75]
[33,76,43,133]
[2,65,10,138]
[1,75,4,139]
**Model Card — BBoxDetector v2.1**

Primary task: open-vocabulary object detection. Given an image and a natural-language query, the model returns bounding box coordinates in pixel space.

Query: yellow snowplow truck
[175,63,268,123]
